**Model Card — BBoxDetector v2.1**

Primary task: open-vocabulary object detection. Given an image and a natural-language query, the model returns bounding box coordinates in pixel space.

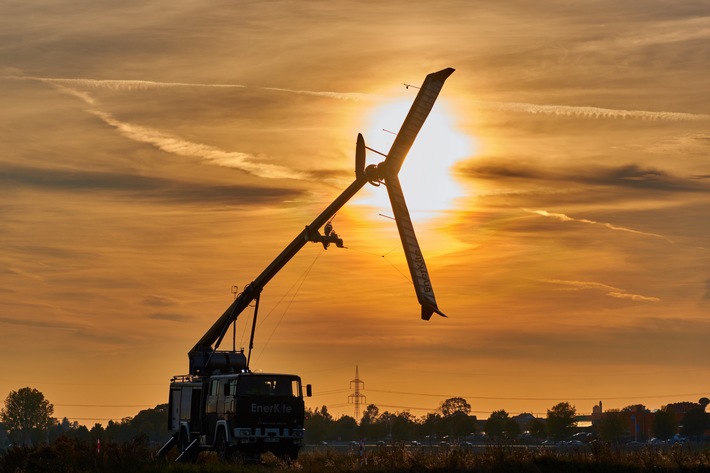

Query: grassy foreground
[2,438,710,473]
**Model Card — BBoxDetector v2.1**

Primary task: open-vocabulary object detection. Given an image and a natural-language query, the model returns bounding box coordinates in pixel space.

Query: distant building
[512,413,536,427]
[622,405,652,441]
[591,401,603,424]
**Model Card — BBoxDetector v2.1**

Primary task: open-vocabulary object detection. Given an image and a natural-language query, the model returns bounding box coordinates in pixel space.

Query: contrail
[542,279,660,302]
[478,100,710,121]
[6,75,368,100]
[44,82,307,180]
[524,208,674,242]
[5,75,707,120]
[9,75,247,91]
[262,87,375,101]
[89,109,308,180]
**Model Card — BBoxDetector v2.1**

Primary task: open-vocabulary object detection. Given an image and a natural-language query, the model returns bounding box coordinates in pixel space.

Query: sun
[353,97,474,222]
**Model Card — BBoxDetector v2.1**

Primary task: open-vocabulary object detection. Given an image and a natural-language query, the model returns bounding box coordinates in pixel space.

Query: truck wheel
[278,447,299,463]
[215,429,230,462]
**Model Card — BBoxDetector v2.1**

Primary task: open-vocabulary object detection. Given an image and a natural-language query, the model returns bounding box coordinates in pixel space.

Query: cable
[366,389,709,402]
[380,255,411,282]
[310,388,351,397]
[346,245,411,283]
[54,404,153,408]
[254,249,323,364]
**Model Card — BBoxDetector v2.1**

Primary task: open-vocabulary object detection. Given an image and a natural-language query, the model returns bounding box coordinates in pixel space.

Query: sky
[1,0,708,425]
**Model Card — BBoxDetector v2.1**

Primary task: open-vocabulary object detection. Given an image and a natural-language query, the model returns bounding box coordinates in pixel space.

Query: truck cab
[168,372,308,461]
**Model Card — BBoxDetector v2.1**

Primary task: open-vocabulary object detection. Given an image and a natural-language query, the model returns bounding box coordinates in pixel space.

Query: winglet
[422,305,447,321]
[355,133,366,179]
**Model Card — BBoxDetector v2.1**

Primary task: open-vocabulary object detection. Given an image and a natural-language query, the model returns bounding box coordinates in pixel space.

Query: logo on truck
[251,403,293,414]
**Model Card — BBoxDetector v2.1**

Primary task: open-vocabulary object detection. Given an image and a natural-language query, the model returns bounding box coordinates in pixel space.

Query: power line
[365,389,709,402]
[54,404,153,408]
[61,418,116,422]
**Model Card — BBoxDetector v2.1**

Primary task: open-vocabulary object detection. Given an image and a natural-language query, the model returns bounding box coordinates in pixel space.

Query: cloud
[4,77,313,180]
[142,295,179,307]
[262,86,375,101]
[476,100,710,121]
[147,313,190,323]
[89,109,309,180]
[449,316,710,367]
[0,315,86,331]
[6,75,371,101]
[542,279,660,302]
[8,75,247,91]
[607,292,661,303]
[0,162,302,206]
[464,161,708,194]
[523,209,673,242]
[14,74,708,125]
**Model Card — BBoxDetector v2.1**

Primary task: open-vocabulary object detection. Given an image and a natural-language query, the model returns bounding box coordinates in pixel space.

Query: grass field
[2,439,710,473]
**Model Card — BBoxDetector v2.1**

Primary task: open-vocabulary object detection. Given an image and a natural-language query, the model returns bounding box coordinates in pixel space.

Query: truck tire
[278,446,299,463]
[215,428,230,462]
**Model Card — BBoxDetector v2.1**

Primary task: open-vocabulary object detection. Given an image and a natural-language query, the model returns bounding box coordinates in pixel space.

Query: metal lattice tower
[348,365,366,422]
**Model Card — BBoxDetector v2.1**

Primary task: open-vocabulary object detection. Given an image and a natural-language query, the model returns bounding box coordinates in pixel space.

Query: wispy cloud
[6,75,369,101]
[147,313,191,323]
[89,109,308,180]
[542,279,660,302]
[9,75,247,91]
[523,208,673,242]
[0,163,301,205]
[478,101,710,121]
[262,86,374,101]
[12,77,310,181]
[8,74,707,121]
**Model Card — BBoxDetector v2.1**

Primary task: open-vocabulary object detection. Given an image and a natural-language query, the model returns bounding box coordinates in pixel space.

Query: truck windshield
[237,375,301,397]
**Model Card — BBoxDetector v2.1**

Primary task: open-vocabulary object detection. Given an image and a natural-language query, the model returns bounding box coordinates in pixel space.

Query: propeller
[363,67,454,320]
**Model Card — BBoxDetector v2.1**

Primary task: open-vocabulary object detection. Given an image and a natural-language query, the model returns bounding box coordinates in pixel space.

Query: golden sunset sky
[1,1,708,425]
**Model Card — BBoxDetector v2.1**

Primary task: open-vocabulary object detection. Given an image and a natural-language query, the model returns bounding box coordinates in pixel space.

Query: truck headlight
[235,428,251,437]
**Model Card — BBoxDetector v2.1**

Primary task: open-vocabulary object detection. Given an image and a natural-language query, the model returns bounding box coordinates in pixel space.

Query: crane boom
[187,68,454,375]
[189,175,368,374]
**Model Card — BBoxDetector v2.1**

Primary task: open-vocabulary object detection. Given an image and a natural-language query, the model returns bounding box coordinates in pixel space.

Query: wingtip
[428,67,455,82]
[421,305,447,321]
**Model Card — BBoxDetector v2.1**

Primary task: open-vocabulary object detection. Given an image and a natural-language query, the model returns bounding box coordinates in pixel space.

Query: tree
[528,418,547,440]
[438,398,475,439]
[439,397,471,417]
[680,407,710,440]
[304,406,333,442]
[652,410,677,440]
[419,412,443,443]
[332,415,358,441]
[546,402,576,440]
[1,387,54,447]
[390,411,418,441]
[485,410,509,440]
[359,404,383,440]
[597,410,626,443]
[443,411,476,439]
[504,418,521,442]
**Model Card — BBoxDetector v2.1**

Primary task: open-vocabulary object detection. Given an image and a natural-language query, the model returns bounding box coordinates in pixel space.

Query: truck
[159,68,454,462]
[168,370,309,461]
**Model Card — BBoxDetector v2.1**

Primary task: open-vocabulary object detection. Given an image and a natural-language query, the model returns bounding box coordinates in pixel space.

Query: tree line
[304,398,573,443]
[1,387,708,450]
[307,398,710,444]
[0,387,170,449]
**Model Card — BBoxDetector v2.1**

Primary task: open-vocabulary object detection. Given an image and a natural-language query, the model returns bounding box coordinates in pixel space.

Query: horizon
[4,379,706,428]
[1,1,708,427]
